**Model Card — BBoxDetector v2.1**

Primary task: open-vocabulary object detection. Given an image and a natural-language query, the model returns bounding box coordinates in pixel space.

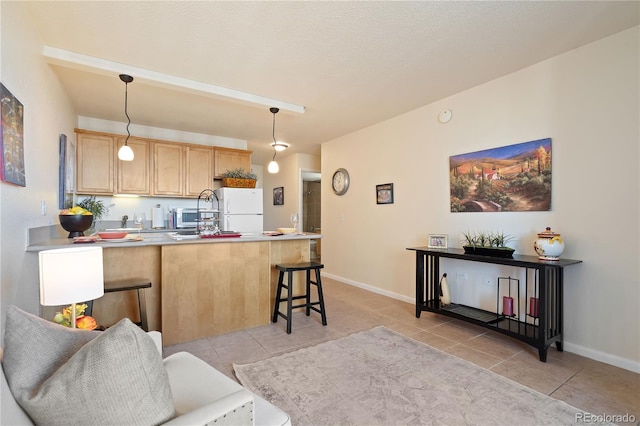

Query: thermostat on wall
[439,109,452,123]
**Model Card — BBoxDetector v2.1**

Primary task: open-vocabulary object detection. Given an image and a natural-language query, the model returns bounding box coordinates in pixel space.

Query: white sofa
[1,329,290,426]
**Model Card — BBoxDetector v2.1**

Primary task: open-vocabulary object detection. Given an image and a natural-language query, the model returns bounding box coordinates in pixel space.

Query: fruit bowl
[98,231,128,239]
[59,214,93,238]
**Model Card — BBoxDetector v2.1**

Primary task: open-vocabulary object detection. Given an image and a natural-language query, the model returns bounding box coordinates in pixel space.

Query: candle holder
[529,297,540,318]
[526,272,540,323]
[503,296,514,317]
[497,276,520,319]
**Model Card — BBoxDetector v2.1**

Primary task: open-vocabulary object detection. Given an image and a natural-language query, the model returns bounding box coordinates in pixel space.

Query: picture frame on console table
[428,234,448,249]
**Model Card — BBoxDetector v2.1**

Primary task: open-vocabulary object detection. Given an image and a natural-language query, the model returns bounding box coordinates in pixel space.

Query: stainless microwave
[173,208,216,228]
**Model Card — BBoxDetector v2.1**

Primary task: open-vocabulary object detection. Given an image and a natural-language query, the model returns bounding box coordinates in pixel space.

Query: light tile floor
[164,277,640,423]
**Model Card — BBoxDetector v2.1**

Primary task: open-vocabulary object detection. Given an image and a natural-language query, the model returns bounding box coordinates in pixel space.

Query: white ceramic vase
[533,227,565,260]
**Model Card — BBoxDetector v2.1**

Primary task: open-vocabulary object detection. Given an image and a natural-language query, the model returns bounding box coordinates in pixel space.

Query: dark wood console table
[406,247,582,362]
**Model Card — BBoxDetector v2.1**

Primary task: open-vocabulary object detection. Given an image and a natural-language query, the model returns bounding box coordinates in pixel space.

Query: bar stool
[86,278,151,331]
[272,262,327,334]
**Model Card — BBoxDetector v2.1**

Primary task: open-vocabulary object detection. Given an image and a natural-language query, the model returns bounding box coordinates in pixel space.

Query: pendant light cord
[271,108,278,160]
[124,81,131,146]
[119,74,134,147]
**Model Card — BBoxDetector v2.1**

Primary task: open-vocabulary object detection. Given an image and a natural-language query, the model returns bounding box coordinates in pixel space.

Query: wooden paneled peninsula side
[27,233,320,346]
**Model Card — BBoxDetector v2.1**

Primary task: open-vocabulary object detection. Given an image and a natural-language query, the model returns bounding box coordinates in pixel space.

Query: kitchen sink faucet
[121,215,128,228]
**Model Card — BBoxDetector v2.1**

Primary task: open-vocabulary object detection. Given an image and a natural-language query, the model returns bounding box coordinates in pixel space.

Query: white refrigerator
[214,188,263,234]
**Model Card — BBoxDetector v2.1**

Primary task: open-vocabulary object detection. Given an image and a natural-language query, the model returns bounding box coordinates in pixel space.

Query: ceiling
[25,1,639,165]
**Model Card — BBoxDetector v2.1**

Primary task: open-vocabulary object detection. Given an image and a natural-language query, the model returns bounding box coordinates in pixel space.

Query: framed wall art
[58,134,75,209]
[428,234,448,249]
[376,183,394,204]
[273,187,284,205]
[0,83,25,186]
[449,138,552,212]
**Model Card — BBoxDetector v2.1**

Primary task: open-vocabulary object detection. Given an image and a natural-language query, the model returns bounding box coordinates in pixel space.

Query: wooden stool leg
[316,268,327,326]
[137,288,149,332]
[272,271,285,323]
[286,270,293,334]
[305,269,312,316]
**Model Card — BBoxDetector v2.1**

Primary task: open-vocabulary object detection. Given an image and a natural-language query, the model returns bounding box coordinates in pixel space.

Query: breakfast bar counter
[26,231,320,251]
[28,233,321,345]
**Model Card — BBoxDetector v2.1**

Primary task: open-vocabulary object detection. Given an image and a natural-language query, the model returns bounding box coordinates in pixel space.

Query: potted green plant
[221,168,258,188]
[462,231,514,258]
[77,196,106,231]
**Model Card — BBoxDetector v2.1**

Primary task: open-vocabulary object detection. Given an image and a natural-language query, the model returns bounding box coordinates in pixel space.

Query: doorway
[302,171,321,260]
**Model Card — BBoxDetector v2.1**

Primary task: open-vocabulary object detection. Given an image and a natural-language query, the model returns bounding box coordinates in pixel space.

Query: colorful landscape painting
[450,138,552,212]
[0,83,25,187]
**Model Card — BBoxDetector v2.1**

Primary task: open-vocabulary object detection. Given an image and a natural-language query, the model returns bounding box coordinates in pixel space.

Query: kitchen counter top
[26,232,321,252]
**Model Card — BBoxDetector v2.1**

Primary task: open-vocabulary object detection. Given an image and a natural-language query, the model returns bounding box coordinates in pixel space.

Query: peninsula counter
[28,233,321,345]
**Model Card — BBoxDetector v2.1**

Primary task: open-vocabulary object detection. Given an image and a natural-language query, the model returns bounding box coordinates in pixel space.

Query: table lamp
[39,246,104,328]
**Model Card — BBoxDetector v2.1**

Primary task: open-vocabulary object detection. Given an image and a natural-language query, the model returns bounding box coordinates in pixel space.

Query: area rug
[234,326,600,425]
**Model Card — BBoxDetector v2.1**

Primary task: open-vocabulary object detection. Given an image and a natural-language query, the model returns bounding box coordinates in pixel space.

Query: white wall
[321,27,639,372]
[0,2,78,332]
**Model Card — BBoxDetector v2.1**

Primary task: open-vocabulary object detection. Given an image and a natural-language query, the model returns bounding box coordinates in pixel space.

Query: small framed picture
[428,234,448,249]
[376,183,394,204]
[273,187,284,205]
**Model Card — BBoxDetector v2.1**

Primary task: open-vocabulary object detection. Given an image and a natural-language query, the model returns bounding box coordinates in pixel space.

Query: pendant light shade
[118,144,134,161]
[118,74,135,161]
[268,107,287,174]
[268,160,280,173]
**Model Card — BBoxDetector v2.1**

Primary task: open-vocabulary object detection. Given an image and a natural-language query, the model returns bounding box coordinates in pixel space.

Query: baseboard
[321,272,640,374]
[562,342,640,373]
[320,272,414,304]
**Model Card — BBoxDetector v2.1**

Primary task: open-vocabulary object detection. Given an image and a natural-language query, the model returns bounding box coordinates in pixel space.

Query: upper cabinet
[185,146,214,197]
[117,137,151,195]
[76,131,115,195]
[214,148,252,178]
[152,142,184,196]
[74,129,252,198]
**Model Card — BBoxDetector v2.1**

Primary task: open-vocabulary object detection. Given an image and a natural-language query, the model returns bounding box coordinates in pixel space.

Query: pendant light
[268,107,288,173]
[118,74,135,161]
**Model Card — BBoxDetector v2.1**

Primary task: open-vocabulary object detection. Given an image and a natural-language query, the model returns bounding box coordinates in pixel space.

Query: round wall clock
[332,168,350,195]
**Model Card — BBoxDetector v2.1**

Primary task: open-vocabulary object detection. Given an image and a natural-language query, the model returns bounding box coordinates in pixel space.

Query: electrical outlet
[41,200,47,215]
[483,277,494,286]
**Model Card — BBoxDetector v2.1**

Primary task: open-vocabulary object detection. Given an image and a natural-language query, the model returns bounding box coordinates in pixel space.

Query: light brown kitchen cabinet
[117,137,151,195]
[152,142,184,196]
[75,129,251,198]
[75,131,115,195]
[185,146,213,196]
[214,147,252,178]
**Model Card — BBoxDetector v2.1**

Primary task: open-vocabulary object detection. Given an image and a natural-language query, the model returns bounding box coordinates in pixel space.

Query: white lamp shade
[39,246,104,306]
[268,160,279,173]
[118,144,134,161]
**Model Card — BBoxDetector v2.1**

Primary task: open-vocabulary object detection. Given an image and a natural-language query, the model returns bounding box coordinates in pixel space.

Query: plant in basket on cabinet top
[221,168,257,188]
